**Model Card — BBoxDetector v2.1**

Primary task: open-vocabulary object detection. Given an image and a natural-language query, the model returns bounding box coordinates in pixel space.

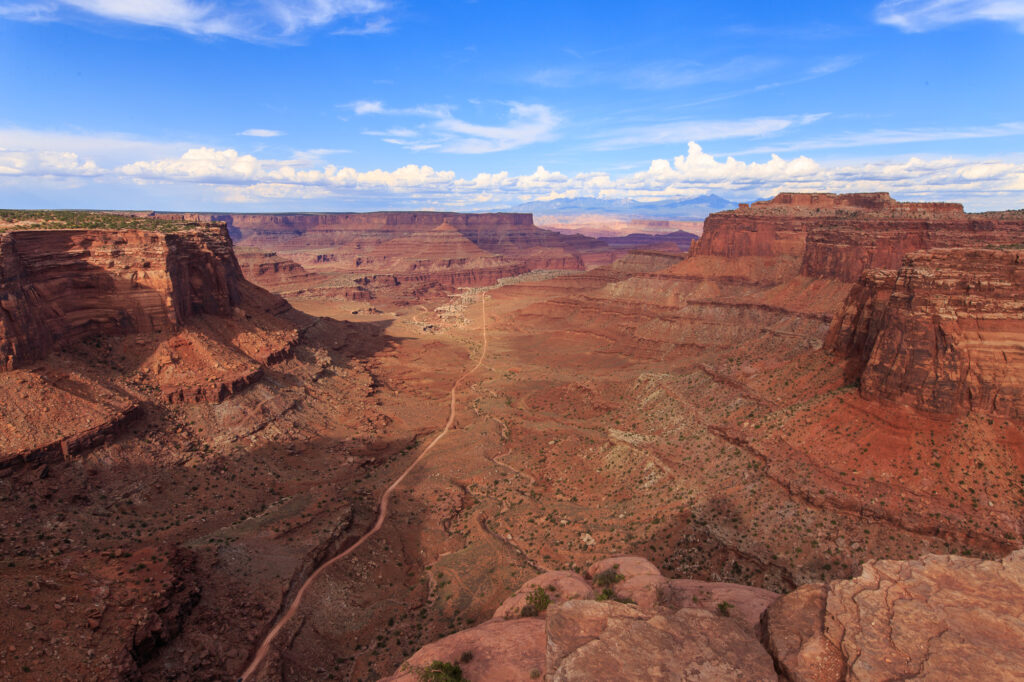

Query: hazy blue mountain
[505,194,737,219]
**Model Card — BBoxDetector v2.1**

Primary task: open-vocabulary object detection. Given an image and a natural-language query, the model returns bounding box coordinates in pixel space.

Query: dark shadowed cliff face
[695,192,1024,283]
[0,225,244,370]
[827,248,1024,418]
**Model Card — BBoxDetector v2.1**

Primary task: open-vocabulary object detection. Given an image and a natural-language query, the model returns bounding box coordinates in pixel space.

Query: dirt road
[239,293,488,681]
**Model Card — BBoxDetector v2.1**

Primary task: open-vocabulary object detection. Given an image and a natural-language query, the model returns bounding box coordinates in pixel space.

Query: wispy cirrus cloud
[238,128,283,138]
[352,101,561,154]
[333,15,391,35]
[739,121,1024,154]
[590,114,828,151]
[0,0,393,41]
[527,56,780,89]
[876,0,1024,33]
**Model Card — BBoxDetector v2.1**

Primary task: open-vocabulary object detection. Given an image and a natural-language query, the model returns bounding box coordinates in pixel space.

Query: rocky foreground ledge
[383,551,1024,681]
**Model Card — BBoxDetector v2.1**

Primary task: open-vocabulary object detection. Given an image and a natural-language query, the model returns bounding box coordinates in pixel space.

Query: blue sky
[1,0,1022,211]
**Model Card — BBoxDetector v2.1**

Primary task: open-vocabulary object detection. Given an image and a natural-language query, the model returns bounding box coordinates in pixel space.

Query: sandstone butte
[0,193,1022,681]
[0,222,302,466]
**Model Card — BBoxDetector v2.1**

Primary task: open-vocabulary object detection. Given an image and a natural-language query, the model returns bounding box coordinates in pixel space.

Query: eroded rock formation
[698,192,1024,283]
[386,551,1024,681]
[384,556,779,682]
[0,222,304,467]
[762,550,1024,681]
[147,211,625,303]
[827,248,1024,417]
[0,225,242,369]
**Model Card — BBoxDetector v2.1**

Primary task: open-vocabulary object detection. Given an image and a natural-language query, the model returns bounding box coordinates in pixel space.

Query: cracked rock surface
[764,550,1024,681]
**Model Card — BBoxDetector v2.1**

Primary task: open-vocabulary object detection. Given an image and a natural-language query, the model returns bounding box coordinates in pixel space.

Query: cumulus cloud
[239,128,283,137]
[0,0,392,41]
[876,0,1024,33]
[3,133,1024,209]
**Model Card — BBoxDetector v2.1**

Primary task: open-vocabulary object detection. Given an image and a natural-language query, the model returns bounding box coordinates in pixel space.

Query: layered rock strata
[0,225,242,369]
[697,193,1024,283]
[150,212,622,298]
[826,248,1024,417]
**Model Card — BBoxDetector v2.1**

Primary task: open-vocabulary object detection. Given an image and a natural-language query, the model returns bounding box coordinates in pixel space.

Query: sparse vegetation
[521,585,552,617]
[0,209,206,233]
[415,660,467,682]
[593,564,624,588]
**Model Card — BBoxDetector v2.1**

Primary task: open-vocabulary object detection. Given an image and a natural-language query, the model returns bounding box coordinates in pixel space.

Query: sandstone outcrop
[387,551,1024,681]
[697,193,1024,283]
[383,556,779,682]
[0,225,243,369]
[0,369,140,468]
[0,221,306,469]
[762,550,1024,681]
[826,248,1024,417]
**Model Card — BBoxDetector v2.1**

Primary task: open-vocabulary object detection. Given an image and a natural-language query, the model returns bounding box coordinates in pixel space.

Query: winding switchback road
[240,293,489,681]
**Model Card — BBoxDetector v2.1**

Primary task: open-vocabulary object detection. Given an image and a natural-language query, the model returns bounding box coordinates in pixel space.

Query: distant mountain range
[505,194,738,219]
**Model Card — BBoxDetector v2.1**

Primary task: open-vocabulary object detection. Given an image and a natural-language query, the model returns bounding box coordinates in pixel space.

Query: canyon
[0,194,1022,681]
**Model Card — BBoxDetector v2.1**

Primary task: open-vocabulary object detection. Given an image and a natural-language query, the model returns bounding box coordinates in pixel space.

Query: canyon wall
[826,247,1024,418]
[0,225,243,370]
[697,193,1024,283]
[152,211,621,302]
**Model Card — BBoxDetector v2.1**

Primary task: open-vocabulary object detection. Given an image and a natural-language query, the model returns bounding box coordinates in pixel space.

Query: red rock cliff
[694,193,1024,283]
[826,248,1024,418]
[0,225,244,370]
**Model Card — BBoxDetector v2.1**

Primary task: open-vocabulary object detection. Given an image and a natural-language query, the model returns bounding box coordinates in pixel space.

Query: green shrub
[521,585,552,617]
[416,660,466,682]
[593,565,624,588]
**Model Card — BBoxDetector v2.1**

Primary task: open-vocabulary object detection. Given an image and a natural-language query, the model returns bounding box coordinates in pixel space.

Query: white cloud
[0,0,392,41]
[0,2,58,20]
[434,103,560,153]
[355,101,561,154]
[333,15,390,35]
[592,114,827,151]
[3,131,1024,210]
[526,56,781,90]
[739,121,1024,154]
[351,100,385,115]
[876,0,1024,32]
[0,149,101,177]
[0,127,190,165]
[239,128,283,137]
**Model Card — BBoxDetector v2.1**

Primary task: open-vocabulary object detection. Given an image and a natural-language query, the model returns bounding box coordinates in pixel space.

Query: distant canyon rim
[0,192,1022,681]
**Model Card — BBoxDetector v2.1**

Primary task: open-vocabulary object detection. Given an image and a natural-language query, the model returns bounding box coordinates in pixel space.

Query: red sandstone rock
[763,551,1024,681]
[183,211,620,299]
[0,223,303,408]
[547,602,776,681]
[758,584,844,682]
[387,557,778,681]
[827,248,1024,417]
[0,225,245,369]
[493,570,594,619]
[381,618,546,682]
[696,192,1024,283]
